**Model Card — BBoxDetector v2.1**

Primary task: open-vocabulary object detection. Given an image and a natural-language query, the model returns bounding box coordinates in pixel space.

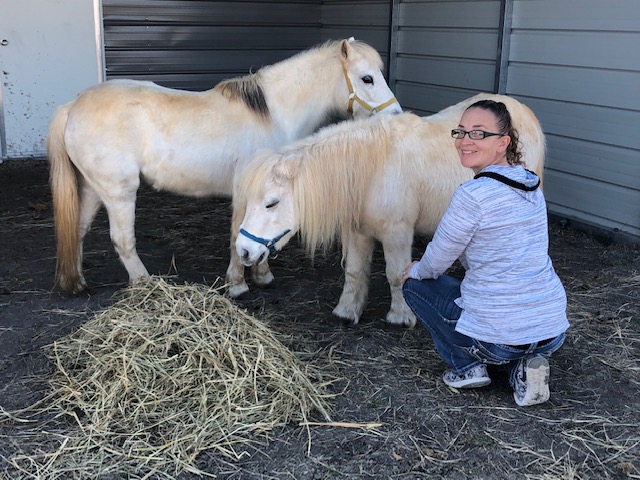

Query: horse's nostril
[241,249,249,260]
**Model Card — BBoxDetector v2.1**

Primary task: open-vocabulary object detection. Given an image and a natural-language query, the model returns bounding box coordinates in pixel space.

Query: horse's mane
[293,119,389,256]
[287,116,395,257]
[235,115,396,259]
[214,74,269,118]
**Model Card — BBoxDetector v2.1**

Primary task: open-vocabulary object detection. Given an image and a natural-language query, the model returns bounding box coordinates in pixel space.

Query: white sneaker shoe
[442,364,491,389]
[513,355,550,407]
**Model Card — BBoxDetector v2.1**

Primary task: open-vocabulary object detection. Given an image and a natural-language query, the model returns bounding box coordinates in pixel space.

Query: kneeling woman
[402,99,569,407]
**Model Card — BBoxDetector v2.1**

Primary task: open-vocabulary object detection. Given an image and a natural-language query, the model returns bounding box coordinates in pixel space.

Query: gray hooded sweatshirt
[408,164,569,345]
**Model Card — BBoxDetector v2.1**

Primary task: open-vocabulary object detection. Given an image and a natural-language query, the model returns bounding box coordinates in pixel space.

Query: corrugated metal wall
[101,0,640,242]
[103,0,321,91]
[320,1,391,71]
[329,0,640,242]
[506,0,640,240]
[392,0,504,115]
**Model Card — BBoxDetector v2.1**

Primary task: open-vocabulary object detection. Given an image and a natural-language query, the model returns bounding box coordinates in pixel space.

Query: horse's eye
[265,200,279,209]
[362,75,373,84]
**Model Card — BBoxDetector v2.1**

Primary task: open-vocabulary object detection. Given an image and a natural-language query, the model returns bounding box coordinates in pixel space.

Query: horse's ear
[340,39,354,61]
[273,155,302,182]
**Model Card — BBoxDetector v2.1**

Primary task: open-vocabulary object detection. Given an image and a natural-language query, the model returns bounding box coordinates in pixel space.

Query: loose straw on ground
[3,277,332,479]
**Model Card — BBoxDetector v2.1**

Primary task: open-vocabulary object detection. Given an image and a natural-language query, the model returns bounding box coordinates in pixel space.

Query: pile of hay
[6,277,332,479]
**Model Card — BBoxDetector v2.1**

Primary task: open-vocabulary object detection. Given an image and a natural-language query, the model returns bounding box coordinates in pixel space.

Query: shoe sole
[514,356,550,406]
[444,378,492,389]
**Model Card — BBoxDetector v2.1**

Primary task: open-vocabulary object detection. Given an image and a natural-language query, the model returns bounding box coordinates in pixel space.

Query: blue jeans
[402,275,565,387]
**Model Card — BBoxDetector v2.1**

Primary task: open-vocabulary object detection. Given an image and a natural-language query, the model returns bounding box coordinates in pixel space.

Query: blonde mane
[294,121,387,255]
[234,116,393,258]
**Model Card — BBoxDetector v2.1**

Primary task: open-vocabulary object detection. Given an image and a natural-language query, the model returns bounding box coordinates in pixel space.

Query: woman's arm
[408,187,481,280]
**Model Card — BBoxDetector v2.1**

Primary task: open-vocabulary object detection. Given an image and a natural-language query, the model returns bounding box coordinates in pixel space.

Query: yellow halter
[342,63,399,115]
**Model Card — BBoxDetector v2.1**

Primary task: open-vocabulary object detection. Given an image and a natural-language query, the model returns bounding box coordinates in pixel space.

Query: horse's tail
[47,102,85,293]
[521,103,546,189]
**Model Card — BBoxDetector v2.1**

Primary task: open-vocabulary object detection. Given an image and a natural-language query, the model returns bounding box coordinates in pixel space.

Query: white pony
[48,38,401,293]
[230,93,545,327]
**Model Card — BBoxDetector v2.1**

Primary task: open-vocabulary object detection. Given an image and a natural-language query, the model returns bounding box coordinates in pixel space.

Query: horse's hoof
[385,311,416,328]
[228,283,250,299]
[60,276,88,295]
[332,305,360,325]
[252,271,275,288]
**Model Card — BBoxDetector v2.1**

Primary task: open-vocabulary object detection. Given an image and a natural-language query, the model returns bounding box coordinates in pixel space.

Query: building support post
[387,0,400,91]
[495,0,513,94]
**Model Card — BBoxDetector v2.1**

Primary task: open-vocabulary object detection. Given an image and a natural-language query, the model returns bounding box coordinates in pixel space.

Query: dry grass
[0,277,333,479]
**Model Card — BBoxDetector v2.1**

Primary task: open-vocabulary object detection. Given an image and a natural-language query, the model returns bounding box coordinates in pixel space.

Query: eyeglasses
[451,129,504,140]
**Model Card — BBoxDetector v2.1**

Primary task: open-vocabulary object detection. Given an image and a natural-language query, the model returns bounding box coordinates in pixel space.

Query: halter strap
[473,170,540,191]
[341,63,399,115]
[239,228,291,257]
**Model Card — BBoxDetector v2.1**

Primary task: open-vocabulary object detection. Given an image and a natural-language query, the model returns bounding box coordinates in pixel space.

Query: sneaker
[513,355,550,407]
[443,364,491,388]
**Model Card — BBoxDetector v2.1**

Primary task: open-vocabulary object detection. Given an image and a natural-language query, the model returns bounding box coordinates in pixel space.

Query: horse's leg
[226,241,249,298]
[380,231,416,328]
[332,232,375,324]
[75,179,103,288]
[102,184,149,284]
[225,198,250,297]
[251,261,274,288]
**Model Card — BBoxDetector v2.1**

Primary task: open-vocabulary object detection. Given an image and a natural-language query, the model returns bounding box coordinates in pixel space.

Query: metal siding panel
[395,83,480,115]
[104,1,320,25]
[547,204,640,239]
[103,0,322,90]
[392,0,501,115]
[544,171,640,234]
[512,0,639,32]
[321,28,390,52]
[507,64,640,111]
[322,3,390,26]
[106,49,301,75]
[507,0,640,241]
[545,136,640,191]
[521,97,640,152]
[397,56,496,91]
[399,1,501,29]
[104,26,319,49]
[509,31,640,71]
[399,29,497,60]
[319,2,390,63]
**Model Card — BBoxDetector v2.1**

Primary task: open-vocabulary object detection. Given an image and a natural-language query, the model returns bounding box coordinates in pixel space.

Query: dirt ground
[0,158,638,479]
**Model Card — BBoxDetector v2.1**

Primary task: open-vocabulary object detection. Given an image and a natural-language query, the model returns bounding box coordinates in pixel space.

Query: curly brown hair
[467,99,523,165]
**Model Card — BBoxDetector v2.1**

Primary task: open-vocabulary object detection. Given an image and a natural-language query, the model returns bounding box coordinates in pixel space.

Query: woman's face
[455,107,511,174]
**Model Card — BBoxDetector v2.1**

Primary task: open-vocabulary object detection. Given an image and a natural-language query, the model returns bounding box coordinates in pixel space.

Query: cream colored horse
[48,38,401,293]
[229,93,545,327]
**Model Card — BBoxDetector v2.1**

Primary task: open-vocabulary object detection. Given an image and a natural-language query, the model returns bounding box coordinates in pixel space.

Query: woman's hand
[402,261,418,284]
